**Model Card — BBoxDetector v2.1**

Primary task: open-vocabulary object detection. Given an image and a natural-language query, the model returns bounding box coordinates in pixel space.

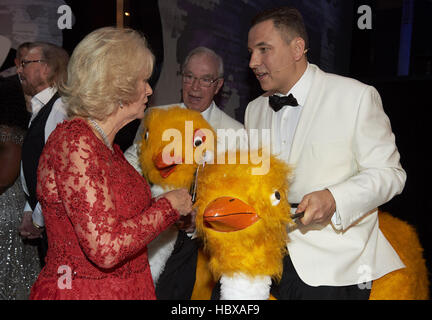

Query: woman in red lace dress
[29,27,193,300]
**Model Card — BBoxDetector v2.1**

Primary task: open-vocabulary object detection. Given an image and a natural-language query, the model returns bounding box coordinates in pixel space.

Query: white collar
[31,87,57,114]
[200,101,215,120]
[278,62,312,107]
[181,101,215,121]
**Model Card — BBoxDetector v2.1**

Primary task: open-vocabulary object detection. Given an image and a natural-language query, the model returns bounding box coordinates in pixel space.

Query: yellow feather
[370,211,429,300]
[138,106,217,300]
[138,106,216,189]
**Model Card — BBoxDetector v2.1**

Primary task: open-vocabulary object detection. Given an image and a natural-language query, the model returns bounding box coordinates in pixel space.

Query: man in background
[125,46,246,173]
[18,42,69,267]
[125,46,246,299]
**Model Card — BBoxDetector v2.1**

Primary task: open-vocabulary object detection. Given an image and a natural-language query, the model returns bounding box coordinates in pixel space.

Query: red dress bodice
[30,118,179,300]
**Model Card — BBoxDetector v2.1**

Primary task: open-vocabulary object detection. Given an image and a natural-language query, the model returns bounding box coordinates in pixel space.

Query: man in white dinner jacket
[245,7,406,299]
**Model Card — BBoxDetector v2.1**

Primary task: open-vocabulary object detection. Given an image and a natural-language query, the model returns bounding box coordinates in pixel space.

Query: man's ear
[215,78,224,95]
[292,37,306,61]
[41,64,51,85]
[41,63,50,77]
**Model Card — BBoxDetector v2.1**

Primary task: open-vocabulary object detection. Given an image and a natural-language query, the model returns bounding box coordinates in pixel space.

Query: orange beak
[153,151,179,178]
[203,197,260,232]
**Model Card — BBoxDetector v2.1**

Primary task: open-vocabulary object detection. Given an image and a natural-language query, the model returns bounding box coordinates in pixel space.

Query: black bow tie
[269,94,299,112]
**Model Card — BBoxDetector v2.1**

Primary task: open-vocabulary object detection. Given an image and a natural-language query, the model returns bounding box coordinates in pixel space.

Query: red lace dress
[30,118,179,300]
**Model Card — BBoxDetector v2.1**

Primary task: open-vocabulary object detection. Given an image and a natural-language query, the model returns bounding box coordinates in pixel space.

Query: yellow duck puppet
[194,150,295,299]
[193,150,429,300]
[369,211,429,299]
[139,106,429,300]
[138,106,216,299]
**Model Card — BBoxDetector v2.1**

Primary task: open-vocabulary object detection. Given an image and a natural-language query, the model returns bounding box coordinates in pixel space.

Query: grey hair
[182,46,224,78]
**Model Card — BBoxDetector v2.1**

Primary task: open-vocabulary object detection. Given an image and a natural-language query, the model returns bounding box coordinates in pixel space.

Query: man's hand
[295,189,336,225]
[19,211,43,239]
[175,208,197,233]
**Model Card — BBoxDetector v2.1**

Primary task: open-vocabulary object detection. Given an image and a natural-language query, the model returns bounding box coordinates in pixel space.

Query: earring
[119,101,124,109]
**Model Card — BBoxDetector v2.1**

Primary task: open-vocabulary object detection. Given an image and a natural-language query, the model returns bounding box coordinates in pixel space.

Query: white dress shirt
[200,101,247,151]
[271,63,312,160]
[20,87,67,226]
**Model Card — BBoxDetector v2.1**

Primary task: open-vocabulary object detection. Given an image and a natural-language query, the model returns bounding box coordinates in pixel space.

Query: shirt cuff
[326,188,342,231]
[32,202,45,227]
[24,201,32,212]
[331,211,342,230]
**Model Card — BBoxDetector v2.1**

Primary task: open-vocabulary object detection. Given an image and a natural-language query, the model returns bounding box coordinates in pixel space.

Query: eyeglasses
[20,59,46,68]
[182,73,220,88]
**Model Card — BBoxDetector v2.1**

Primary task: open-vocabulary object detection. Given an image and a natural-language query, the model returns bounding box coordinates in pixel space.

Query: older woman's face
[127,76,153,120]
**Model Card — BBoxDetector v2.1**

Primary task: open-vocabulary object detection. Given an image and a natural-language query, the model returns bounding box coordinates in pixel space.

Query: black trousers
[212,254,371,300]
[155,231,198,299]
[270,254,371,300]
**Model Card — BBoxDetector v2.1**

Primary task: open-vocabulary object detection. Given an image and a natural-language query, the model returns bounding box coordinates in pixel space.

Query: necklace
[88,118,114,152]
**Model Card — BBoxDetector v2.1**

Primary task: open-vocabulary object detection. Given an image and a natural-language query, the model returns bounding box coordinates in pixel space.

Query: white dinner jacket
[245,64,406,286]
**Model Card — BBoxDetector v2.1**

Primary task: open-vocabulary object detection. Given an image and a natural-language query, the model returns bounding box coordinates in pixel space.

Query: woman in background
[30,27,192,300]
[0,71,39,300]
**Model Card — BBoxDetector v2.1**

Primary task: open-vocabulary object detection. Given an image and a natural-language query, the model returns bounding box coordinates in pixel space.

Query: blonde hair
[61,27,155,120]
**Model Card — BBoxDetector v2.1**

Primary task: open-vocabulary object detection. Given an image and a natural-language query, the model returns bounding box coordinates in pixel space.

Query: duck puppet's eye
[194,136,203,147]
[144,130,149,140]
[193,129,207,147]
[270,191,281,206]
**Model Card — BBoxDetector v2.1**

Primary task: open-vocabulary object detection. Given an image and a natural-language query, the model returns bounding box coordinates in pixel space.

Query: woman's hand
[159,188,193,216]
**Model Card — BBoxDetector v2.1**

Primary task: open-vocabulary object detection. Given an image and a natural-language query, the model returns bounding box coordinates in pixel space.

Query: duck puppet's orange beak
[203,197,260,232]
[153,151,181,178]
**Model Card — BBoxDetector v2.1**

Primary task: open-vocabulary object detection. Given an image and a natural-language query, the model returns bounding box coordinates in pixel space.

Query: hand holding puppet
[193,150,429,300]
[138,106,215,285]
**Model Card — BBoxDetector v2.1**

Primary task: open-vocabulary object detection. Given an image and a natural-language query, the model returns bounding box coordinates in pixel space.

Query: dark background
[61,0,432,296]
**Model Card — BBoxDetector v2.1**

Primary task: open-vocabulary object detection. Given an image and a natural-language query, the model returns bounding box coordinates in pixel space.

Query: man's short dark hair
[251,6,309,49]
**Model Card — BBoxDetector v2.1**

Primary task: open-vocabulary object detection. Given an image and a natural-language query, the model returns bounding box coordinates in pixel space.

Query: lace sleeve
[39,130,179,269]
